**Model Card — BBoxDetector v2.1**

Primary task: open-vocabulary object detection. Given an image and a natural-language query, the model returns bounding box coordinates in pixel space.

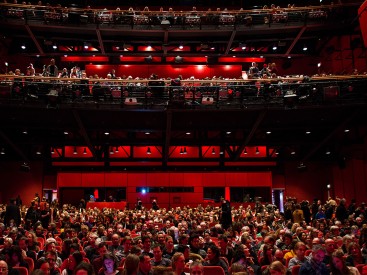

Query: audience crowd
[1,195,367,275]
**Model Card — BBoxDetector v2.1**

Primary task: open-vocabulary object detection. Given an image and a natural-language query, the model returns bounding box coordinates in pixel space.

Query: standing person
[292,204,304,224]
[46,59,58,77]
[4,198,21,227]
[220,199,232,230]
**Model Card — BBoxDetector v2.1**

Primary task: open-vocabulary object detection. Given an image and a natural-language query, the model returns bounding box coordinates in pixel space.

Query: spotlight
[212,148,216,155]
[142,188,146,194]
[104,131,110,135]
[179,45,183,49]
[183,147,187,154]
[36,149,41,155]
[64,131,69,135]
[272,46,277,50]
[145,132,150,135]
[243,148,247,155]
[344,129,350,133]
[306,131,311,134]
[266,131,271,134]
[21,45,26,50]
[110,147,114,155]
[327,184,331,189]
[73,147,78,155]
[226,131,231,135]
[303,46,308,51]
[186,132,191,135]
[52,45,57,50]
[0,148,5,155]
[51,148,55,155]
[83,147,87,155]
[146,147,151,155]
[22,130,28,134]
[4,62,8,67]
[115,146,119,153]
[256,147,260,154]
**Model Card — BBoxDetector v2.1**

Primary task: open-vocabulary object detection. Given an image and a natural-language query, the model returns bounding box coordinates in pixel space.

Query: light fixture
[4,62,8,67]
[21,45,26,50]
[317,62,321,68]
[52,45,57,50]
[212,148,216,155]
[226,131,231,135]
[110,147,114,155]
[327,184,331,189]
[272,45,277,50]
[147,45,152,50]
[219,151,224,155]
[186,132,191,135]
[326,150,331,155]
[256,147,260,154]
[36,149,41,155]
[288,56,291,59]
[243,148,248,155]
[22,130,28,134]
[51,148,55,155]
[0,148,5,155]
[266,131,271,134]
[291,150,296,155]
[275,150,279,155]
[183,147,187,154]
[344,129,350,133]
[145,132,150,135]
[73,147,78,155]
[306,131,311,134]
[146,147,151,155]
[83,147,87,155]
[303,45,308,51]
[64,131,69,135]
[179,45,183,49]
[104,131,110,135]
[115,146,119,153]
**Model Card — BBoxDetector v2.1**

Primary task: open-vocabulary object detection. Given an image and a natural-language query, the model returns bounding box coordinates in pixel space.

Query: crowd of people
[0,195,367,275]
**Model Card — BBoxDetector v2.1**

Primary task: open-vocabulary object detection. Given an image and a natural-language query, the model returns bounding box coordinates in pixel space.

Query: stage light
[344,129,350,133]
[266,131,271,134]
[226,131,231,135]
[36,149,41,155]
[142,188,146,194]
[21,45,26,50]
[303,45,308,51]
[52,45,57,50]
[110,147,114,155]
[306,131,311,134]
[73,147,78,155]
[186,132,191,135]
[212,148,216,155]
[104,131,110,135]
[51,148,55,155]
[243,148,247,155]
[64,131,69,135]
[272,45,277,50]
[22,130,28,134]
[145,132,150,135]
[146,147,151,155]
[179,45,183,49]
[0,148,5,155]
[4,62,8,67]
[256,147,260,154]
[83,147,87,155]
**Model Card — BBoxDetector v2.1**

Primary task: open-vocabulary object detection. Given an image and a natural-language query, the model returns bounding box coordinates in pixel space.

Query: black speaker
[206,56,218,64]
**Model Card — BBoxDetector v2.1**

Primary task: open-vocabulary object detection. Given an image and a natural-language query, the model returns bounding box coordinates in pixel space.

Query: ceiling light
[243,148,247,155]
[84,45,89,49]
[306,131,311,134]
[73,147,78,155]
[21,45,26,50]
[344,129,350,133]
[0,148,5,155]
[326,150,331,155]
[145,132,150,135]
[51,148,55,154]
[179,45,183,49]
[83,147,87,155]
[64,131,68,135]
[146,147,151,155]
[115,146,119,153]
[291,150,296,155]
[104,131,110,135]
[22,130,28,134]
[212,148,216,155]
[317,62,321,67]
[52,45,57,49]
[147,45,152,50]
[186,132,191,135]
[110,147,114,155]
[303,46,308,51]
[288,56,291,59]
[226,131,231,135]
[4,62,8,67]
[219,151,224,155]
[36,149,41,155]
[242,46,246,50]
[256,147,260,154]
[272,46,277,50]
[180,147,184,155]
[275,150,279,155]
[266,131,271,134]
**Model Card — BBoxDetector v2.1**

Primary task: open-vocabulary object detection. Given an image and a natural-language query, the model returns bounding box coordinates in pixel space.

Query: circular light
[266,131,271,134]
[104,132,110,135]
[344,129,350,133]
[84,45,89,49]
[326,151,331,155]
[142,188,146,194]
[306,131,311,134]
[64,131,69,135]
[52,45,57,49]
[242,46,246,50]
[21,45,26,50]
[291,151,296,155]
[272,46,277,50]
[288,56,291,59]
[303,46,308,51]
[186,132,191,135]
[179,45,183,49]
[145,132,150,135]
[226,131,231,135]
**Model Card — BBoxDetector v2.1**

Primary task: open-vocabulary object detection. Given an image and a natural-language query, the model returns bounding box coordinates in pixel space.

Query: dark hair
[71,251,83,267]
[176,244,189,254]
[73,262,95,275]
[35,258,48,270]
[102,253,118,271]
[208,245,220,259]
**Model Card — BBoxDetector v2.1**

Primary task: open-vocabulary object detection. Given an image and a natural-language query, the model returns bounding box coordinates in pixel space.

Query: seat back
[12,267,29,275]
[203,266,225,275]
[24,257,34,273]
[291,265,301,275]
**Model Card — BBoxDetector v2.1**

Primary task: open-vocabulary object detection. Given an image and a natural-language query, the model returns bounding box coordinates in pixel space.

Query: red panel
[146,173,170,186]
[167,162,219,166]
[81,173,105,187]
[183,173,202,186]
[104,173,127,187]
[109,146,131,158]
[247,172,272,186]
[134,146,162,158]
[169,173,184,186]
[61,56,109,62]
[202,173,226,186]
[202,146,220,158]
[53,162,104,166]
[58,173,82,187]
[218,57,265,63]
[127,173,147,186]
[359,1,367,47]
[225,161,276,166]
[110,162,162,166]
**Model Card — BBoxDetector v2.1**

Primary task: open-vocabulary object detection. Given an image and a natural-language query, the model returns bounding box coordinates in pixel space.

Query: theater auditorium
[0,0,367,274]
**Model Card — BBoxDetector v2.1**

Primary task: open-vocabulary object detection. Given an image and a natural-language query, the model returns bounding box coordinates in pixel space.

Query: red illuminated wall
[85,64,242,79]
[57,172,272,208]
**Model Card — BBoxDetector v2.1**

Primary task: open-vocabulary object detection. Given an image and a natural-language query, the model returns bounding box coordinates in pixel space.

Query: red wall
[0,161,44,205]
[85,64,243,79]
[57,172,272,208]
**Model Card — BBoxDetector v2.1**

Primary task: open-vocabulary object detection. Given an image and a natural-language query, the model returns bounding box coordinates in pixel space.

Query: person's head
[0,260,8,275]
[9,245,24,265]
[17,237,28,251]
[152,244,163,262]
[74,262,95,275]
[165,236,174,249]
[45,251,58,269]
[218,235,228,249]
[189,261,203,275]
[35,258,50,275]
[268,261,286,275]
[97,242,108,257]
[347,242,361,257]
[111,234,120,246]
[124,254,139,275]
[283,233,293,245]
[189,234,200,249]
[141,236,151,251]
[207,245,220,262]
[176,244,190,260]
[139,255,151,274]
[294,242,306,260]
[324,239,336,254]
[229,263,246,274]
[171,252,185,272]
[68,251,83,271]
[122,236,132,251]
[102,253,117,273]
[331,249,349,274]
[311,245,326,264]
